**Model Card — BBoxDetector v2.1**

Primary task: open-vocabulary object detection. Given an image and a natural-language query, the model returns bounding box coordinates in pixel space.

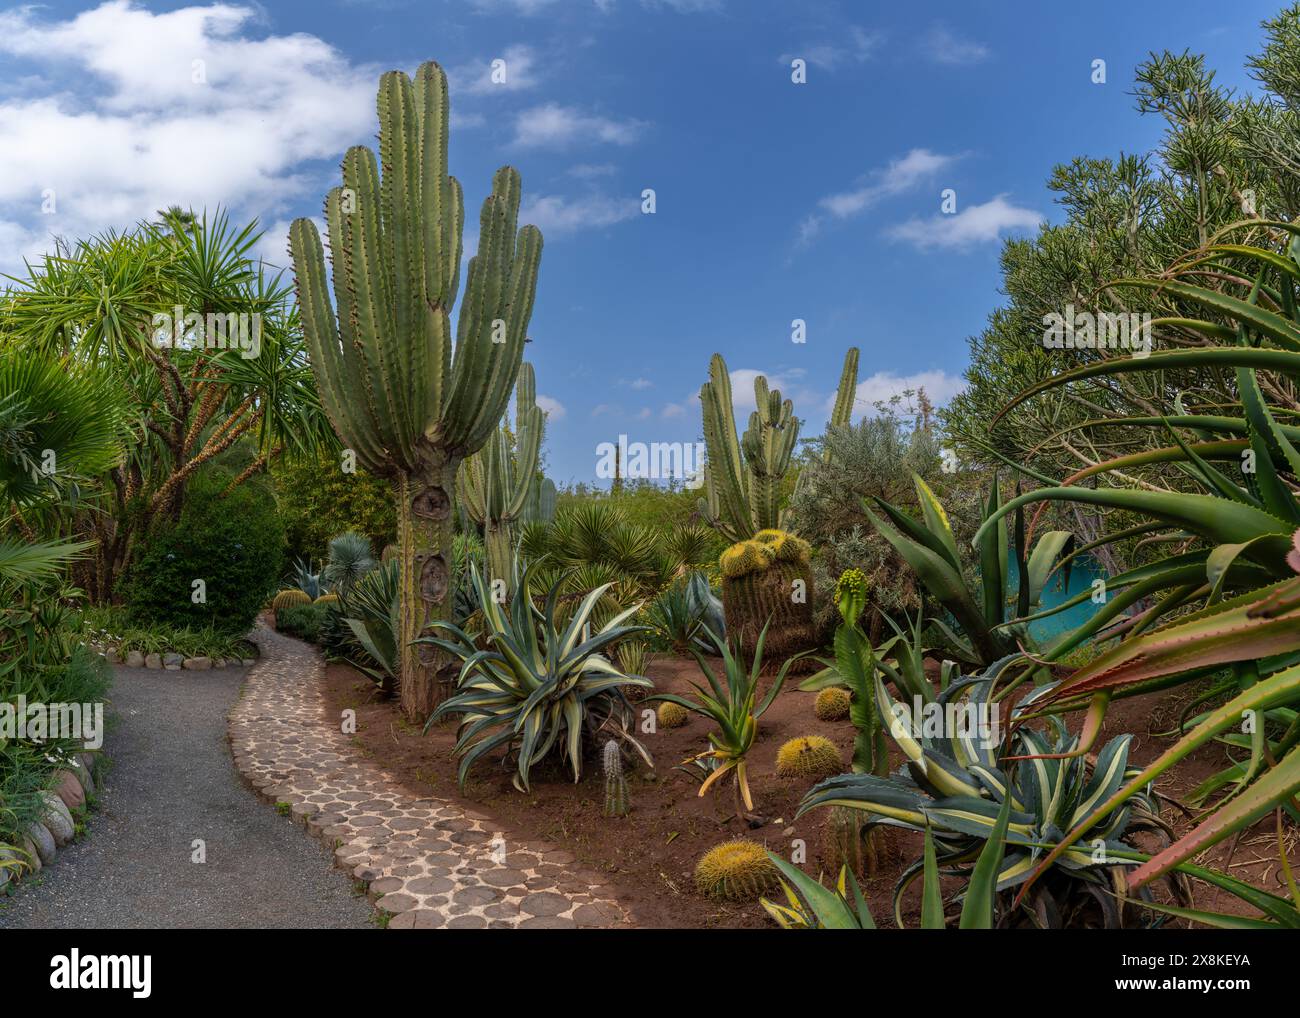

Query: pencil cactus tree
[459,362,544,586]
[289,61,543,719]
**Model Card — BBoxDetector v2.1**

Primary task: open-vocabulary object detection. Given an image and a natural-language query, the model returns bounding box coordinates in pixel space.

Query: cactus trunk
[395,462,458,718]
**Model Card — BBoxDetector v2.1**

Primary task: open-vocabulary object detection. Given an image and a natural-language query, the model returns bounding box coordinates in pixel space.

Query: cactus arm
[829,346,860,432]
[289,216,387,472]
[339,144,412,466]
[700,354,753,541]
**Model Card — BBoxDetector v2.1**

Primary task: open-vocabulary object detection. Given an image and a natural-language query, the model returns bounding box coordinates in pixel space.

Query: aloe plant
[648,624,803,821]
[865,474,1072,667]
[290,61,542,718]
[458,363,545,587]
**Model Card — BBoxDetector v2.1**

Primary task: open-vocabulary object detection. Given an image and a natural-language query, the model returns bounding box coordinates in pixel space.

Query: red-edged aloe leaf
[992,348,1300,426]
[1126,742,1300,891]
[1112,278,1300,351]
[1041,580,1300,701]
[1013,660,1300,908]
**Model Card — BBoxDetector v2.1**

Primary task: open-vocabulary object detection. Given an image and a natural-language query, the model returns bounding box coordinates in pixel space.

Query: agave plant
[333,560,400,693]
[760,822,1005,929]
[648,624,803,821]
[420,563,652,791]
[288,556,327,600]
[798,667,1184,928]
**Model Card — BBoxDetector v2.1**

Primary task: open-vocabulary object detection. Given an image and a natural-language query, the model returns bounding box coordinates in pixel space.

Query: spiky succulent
[814,686,851,722]
[694,840,780,902]
[656,700,689,729]
[421,561,651,791]
[776,736,843,781]
[834,568,868,626]
[272,589,312,614]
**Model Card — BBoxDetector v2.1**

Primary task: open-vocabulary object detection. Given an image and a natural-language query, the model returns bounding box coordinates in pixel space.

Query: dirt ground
[320,650,1297,929]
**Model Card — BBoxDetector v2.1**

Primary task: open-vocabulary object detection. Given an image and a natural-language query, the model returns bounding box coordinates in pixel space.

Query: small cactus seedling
[602,739,629,818]
[775,736,843,782]
[814,686,851,722]
[694,840,779,902]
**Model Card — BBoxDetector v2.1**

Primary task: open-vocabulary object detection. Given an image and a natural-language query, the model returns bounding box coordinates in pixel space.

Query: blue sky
[0,0,1283,483]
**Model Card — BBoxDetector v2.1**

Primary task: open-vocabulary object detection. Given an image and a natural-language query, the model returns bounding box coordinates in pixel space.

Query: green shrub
[275,602,330,644]
[120,470,284,636]
[272,454,396,563]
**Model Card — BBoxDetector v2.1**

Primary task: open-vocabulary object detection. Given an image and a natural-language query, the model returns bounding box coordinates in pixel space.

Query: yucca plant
[420,562,651,791]
[798,667,1184,928]
[334,560,400,693]
[648,624,803,822]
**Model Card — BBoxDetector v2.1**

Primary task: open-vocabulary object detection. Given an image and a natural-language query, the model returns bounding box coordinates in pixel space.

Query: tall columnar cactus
[458,362,544,585]
[698,354,799,544]
[289,62,542,719]
[524,476,557,525]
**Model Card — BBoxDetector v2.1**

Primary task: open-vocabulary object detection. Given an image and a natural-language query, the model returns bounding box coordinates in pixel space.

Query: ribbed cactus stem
[698,353,800,543]
[459,362,544,585]
[290,60,542,720]
[602,739,628,817]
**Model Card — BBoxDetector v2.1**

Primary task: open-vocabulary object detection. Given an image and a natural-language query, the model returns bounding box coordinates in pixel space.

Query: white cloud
[0,2,379,273]
[820,149,958,219]
[628,377,652,390]
[887,194,1041,250]
[591,402,619,417]
[450,44,539,95]
[520,193,639,234]
[922,24,990,66]
[838,371,967,416]
[513,103,646,149]
[537,394,567,421]
[568,162,617,179]
[780,27,881,72]
[799,148,960,248]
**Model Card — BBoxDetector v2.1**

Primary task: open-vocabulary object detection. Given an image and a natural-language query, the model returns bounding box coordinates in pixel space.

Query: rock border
[94,646,256,671]
[227,623,632,930]
[0,753,100,894]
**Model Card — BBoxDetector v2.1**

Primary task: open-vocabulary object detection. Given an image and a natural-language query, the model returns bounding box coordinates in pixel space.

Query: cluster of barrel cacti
[458,362,546,586]
[290,60,543,718]
[719,528,815,664]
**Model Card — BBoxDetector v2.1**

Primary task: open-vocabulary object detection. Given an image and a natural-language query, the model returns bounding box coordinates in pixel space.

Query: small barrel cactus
[775,735,843,781]
[314,593,340,606]
[834,567,868,626]
[694,840,780,901]
[657,701,689,729]
[603,739,629,818]
[814,686,851,722]
[272,589,312,614]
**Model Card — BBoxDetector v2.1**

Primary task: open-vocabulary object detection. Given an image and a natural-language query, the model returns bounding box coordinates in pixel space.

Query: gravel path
[0,662,374,929]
